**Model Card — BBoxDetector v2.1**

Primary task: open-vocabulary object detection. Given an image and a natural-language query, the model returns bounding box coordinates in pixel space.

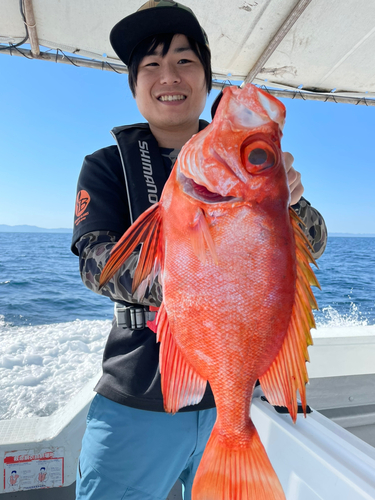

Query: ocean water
[0,232,374,420]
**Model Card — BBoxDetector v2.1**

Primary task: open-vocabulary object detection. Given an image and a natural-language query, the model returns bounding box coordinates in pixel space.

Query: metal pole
[243,0,313,85]
[22,0,40,57]
[1,46,374,107]
[251,87,375,107]
[1,46,127,73]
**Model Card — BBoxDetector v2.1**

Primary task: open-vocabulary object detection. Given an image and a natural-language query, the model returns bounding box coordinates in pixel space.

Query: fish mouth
[178,172,238,204]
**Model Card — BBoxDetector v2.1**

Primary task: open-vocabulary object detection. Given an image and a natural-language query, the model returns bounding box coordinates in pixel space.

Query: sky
[1,49,375,234]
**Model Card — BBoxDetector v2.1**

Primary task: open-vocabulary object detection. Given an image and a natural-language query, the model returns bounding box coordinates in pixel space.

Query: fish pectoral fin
[189,208,218,265]
[156,302,207,413]
[99,203,163,293]
[259,207,320,422]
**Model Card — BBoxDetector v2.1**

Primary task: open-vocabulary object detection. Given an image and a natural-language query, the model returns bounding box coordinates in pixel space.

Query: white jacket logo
[138,140,158,204]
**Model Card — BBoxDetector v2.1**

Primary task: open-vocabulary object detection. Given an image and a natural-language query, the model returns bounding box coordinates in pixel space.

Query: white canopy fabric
[1,0,375,101]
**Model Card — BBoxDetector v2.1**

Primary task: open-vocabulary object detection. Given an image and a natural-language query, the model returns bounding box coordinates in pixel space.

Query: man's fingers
[289,174,304,205]
[282,151,304,204]
[283,151,294,172]
[287,166,298,185]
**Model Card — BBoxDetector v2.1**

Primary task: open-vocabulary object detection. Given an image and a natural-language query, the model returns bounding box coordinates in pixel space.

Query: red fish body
[100,84,319,500]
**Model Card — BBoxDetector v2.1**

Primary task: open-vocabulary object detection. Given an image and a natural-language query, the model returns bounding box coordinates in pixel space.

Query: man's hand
[283,152,304,205]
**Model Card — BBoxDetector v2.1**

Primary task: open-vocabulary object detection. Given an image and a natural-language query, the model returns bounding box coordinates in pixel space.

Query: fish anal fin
[157,303,207,413]
[99,203,162,292]
[259,208,320,422]
[190,208,218,265]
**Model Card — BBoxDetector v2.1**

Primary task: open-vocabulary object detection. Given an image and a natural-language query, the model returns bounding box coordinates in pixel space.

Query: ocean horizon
[1,224,375,237]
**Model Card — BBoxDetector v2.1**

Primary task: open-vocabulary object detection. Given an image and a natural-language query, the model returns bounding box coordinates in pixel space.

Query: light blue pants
[76,394,217,500]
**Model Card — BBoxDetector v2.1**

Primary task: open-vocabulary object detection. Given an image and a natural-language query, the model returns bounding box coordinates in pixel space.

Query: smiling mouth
[158,95,187,102]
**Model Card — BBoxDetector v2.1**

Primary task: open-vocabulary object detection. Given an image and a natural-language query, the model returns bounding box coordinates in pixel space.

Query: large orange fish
[100,84,319,500]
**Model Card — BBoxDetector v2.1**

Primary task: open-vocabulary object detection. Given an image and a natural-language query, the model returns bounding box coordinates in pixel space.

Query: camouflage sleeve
[74,230,162,307]
[291,196,327,259]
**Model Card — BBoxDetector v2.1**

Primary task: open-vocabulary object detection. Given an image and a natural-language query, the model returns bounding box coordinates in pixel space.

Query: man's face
[134,34,207,137]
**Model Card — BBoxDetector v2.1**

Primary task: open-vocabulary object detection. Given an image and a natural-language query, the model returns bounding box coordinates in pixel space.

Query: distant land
[0,224,72,233]
[329,233,375,237]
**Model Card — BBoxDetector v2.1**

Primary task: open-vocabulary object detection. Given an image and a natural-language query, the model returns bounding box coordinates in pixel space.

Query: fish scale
[100,83,320,500]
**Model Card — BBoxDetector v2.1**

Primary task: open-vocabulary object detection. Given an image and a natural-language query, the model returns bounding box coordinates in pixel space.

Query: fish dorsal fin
[259,208,320,422]
[190,208,218,265]
[157,302,207,413]
[99,203,162,293]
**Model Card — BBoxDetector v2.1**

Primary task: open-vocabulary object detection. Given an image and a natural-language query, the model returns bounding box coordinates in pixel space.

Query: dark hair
[127,33,212,96]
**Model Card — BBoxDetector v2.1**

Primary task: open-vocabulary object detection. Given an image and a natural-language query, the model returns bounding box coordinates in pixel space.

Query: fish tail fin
[192,423,286,500]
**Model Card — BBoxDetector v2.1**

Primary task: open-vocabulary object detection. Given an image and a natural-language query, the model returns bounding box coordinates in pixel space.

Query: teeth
[159,95,186,101]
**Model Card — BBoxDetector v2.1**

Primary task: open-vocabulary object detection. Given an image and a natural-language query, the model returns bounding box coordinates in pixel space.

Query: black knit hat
[110,0,210,66]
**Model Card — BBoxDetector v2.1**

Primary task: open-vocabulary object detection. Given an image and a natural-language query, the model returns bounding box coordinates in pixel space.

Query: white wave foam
[313,303,375,338]
[315,303,370,328]
[0,317,110,420]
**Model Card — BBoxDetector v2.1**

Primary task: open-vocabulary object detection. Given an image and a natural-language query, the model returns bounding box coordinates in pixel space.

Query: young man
[71,1,327,499]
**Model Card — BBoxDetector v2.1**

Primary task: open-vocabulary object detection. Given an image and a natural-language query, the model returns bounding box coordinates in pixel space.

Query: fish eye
[241,137,278,174]
[248,148,268,166]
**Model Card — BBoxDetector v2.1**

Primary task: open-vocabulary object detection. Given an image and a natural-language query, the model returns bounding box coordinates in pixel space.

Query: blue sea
[0,232,374,419]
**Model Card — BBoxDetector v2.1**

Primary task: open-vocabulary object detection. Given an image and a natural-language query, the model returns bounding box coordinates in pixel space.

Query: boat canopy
[1,0,375,105]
